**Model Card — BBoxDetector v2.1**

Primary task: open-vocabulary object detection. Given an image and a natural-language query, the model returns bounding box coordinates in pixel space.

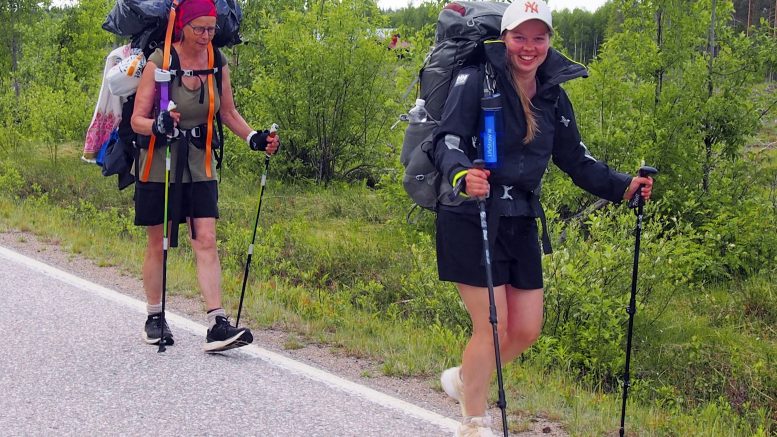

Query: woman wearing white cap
[433,1,654,435]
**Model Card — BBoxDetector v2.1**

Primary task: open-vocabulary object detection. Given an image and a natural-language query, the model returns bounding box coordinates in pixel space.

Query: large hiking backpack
[103,0,242,50]
[93,0,241,189]
[400,1,507,211]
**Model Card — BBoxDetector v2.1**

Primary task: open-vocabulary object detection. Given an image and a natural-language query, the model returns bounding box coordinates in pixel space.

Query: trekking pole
[472,159,509,437]
[236,123,278,328]
[619,165,658,436]
[158,101,178,354]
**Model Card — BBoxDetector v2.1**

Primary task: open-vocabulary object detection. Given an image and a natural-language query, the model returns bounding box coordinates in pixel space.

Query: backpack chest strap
[171,67,221,78]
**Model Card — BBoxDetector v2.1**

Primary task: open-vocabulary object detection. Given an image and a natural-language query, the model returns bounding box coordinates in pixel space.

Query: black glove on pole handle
[248,123,279,153]
[620,165,658,436]
[236,123,279,328]
[472,159,509,437]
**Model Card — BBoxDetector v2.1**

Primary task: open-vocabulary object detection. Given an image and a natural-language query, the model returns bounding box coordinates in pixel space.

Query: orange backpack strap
[140,136,157,182]
[205,42,215,178]
[140,0,179,183]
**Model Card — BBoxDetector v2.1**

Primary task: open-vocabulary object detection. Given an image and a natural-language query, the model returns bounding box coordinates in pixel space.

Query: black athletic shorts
[133,181,219,226]
[436,210,543,290]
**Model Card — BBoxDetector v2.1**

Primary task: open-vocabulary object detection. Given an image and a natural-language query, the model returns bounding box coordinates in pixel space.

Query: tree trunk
[703,137,714,193]
[746,0,752,35]
[703,0,718,193]
[574,39,578,62]
[654,9,664,109]
[10,1,20,98]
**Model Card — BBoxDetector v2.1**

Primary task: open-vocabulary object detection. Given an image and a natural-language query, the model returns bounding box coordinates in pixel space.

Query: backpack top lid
[418,2,507,122]
[102,0,242,50]
[435,1,508,43]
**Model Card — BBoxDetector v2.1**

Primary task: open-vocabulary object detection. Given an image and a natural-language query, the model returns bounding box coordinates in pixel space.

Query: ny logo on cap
[525,1,539,13]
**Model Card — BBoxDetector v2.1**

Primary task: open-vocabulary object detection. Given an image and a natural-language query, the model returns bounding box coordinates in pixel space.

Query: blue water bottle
[480,91,502,168]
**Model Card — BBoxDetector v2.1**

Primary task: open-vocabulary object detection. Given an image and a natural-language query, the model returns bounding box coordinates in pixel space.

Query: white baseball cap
[501,0,553,33]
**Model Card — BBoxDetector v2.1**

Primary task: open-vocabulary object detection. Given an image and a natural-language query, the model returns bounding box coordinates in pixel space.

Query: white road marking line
[0,245,458,433]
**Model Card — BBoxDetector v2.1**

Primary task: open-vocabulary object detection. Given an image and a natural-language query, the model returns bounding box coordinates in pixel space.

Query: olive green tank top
[135,47,227,183]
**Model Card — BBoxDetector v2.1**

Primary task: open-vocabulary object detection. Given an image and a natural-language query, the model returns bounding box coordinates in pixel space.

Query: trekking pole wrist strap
[623,182,632,202]
[246,130,258,145]
[452,169,470,198]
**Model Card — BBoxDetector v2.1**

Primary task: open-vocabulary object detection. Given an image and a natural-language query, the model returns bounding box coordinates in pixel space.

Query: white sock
[147,303,162,315]
[207,308,227,328]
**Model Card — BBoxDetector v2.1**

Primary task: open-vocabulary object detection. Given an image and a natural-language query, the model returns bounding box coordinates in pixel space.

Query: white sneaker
[456,416,495,437]
[441,366,464,402]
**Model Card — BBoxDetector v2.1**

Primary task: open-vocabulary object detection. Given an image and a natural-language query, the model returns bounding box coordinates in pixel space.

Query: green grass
[0,142,774,436]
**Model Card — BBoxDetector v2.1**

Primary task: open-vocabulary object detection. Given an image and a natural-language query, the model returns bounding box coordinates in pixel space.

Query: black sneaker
[143,313,174,345]
[204,316,253,353]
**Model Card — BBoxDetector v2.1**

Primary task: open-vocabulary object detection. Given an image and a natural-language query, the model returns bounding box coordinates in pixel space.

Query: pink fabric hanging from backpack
[82,45,133,163]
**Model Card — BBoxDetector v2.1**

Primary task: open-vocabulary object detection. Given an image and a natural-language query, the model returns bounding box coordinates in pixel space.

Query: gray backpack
[400,1,507,211]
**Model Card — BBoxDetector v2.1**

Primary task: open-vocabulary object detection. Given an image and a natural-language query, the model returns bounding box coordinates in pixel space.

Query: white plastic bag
[107,47,145,97]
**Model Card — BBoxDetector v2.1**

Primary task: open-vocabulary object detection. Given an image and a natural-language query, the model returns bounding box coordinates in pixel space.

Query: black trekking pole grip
[628,166,658,210]
[472,159,487,201]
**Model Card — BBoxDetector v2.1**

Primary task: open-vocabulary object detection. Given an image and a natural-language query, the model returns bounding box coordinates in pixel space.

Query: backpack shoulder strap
[214,48,225,96]
[214,49,225,174]
[140,0,179,183]
[483,61,497,94]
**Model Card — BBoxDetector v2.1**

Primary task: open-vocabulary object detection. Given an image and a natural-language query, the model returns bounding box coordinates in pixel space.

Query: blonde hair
[508,64,539,144]
[501,28,552,144]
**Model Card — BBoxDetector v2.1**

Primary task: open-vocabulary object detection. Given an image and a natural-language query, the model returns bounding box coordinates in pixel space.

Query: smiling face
[503,19,551,79]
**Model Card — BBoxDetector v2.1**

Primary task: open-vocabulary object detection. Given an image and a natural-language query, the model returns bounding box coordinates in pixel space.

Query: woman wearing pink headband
[131,0,280,353]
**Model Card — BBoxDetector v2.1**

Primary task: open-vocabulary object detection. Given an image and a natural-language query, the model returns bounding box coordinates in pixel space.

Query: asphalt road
[0,246,458,437]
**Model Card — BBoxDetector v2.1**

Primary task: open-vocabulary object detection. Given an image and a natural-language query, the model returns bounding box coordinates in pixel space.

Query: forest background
[1,0,776,435]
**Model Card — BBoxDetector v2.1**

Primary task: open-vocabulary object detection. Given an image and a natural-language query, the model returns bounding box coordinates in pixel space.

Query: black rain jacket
[433,41,632,218]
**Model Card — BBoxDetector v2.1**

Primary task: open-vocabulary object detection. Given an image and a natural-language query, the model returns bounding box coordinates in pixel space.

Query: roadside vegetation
[1,0,775,435]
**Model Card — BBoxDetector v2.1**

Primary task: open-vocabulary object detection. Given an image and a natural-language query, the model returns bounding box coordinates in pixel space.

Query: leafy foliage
[233,0,402,184]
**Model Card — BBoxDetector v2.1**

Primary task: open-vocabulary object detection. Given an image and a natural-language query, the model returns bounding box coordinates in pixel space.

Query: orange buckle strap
[205,42,215,178]
[161,0,178,72]
[141,0,180,183]
[141,136,157,182]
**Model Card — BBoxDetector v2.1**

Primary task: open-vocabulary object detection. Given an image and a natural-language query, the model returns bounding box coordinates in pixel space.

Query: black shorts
[436,210,543,290]
[133,181,219,226]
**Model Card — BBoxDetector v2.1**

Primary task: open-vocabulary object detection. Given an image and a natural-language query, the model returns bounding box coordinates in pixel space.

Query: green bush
[0,160,24,198]
[533,203,703,383]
